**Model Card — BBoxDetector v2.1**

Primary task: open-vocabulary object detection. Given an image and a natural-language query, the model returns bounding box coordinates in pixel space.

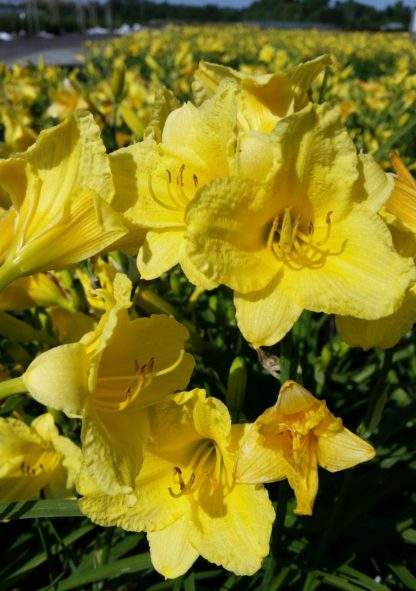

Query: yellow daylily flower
[0,272,73,312]
[109,81,238,286]
[79,388,275,578]
[336,153,416,349]
[192,54,331,133]
[0,110,127,291]
[22,274,195,497]
[185,104,415,346]
[236,381,375,515]
[1,106,37,153]
[0,413,81,502]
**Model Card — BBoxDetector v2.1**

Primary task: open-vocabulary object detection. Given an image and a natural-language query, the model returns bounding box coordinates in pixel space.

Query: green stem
[0,376,28,400]
[280,330,295,383]
[360,348,394,438]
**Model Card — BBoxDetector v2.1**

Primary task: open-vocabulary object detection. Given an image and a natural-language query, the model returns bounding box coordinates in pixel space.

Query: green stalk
[359,348,393,438]
[0,376,28,400]
[270,330,297,564]
[279,330,294,383]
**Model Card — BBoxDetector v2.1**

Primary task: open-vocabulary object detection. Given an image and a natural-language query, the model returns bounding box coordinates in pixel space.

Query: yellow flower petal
[336,284,416,350]
[185,176,278,293]
[137,229,184,279]
[317,427,375,472]
[234,275,303,347]
[287,54,331,110]
[82,405,149,496]
[23,343,89,417]
[193,483,275,575]
[0,111,126,289]
[351,153,394,213]
[147,515,199,579]
[282,206,415,319]
[235,423,288,484]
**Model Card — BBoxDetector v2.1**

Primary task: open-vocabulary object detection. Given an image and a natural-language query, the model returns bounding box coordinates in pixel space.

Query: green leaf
[388,564,416,590]
[0,499,83,520]
[52,553,152,590]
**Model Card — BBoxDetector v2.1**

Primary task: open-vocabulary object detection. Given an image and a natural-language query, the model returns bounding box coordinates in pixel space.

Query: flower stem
[359,348,394,438]
[279,330,295,383]
[0,377,28,400]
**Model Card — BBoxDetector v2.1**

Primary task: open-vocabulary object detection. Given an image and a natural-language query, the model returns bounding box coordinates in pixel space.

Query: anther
[193,174,199,188]
[166,169,172,184]
[177,164,185,187]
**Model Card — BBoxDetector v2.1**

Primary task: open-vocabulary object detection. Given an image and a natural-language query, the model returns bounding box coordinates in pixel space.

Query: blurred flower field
[0,24,415,591]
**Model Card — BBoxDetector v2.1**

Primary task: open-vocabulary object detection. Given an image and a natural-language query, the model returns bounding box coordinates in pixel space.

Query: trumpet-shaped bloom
[109,82,238,285]
[185,104,415,346]
[22,274,195,497]
[337,153,416,349]
[0,110,127,291]
[0,413,81,502]
[110,58,326,284]
[79,389,275,578]
[236,381,375,515]
[192,55,331,133]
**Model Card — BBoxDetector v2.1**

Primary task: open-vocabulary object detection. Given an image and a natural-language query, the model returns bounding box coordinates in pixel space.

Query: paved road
[0,33,115,67]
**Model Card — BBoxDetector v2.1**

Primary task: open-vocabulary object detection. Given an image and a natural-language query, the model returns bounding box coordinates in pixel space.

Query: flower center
[20,447,59,478]
[94,349,185,412]
[267,207,333,269]
[168,439,224,498]
[148,164,199,212]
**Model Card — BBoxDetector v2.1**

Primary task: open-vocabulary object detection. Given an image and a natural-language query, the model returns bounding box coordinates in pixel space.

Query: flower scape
[0,27,415,590]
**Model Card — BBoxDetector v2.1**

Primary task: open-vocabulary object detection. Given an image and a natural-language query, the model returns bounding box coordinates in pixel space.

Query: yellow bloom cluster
[0,46,414,578]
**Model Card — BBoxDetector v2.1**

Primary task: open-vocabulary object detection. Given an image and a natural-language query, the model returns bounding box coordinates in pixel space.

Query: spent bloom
[236,380,375,515]
[79,389,275,578]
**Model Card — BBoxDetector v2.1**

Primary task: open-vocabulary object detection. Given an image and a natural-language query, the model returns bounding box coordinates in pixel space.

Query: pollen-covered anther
[168,466,196,498]
[177,164,185,187]
[94,350,186,413]
[267,207,334,269]
[20,460,46,476]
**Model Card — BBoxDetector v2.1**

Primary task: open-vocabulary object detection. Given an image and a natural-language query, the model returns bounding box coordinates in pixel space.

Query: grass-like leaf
[0,499,83,520]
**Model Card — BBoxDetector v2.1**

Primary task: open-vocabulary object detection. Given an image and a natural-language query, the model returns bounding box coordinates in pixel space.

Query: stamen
[316,210,333,245]
[166,169,172,184]
[177,164,185,187]
[94,350,186,412]
[148,172,182,212]
[267,215,279,251]
[193,174,199,188]
[269,208,335,269]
